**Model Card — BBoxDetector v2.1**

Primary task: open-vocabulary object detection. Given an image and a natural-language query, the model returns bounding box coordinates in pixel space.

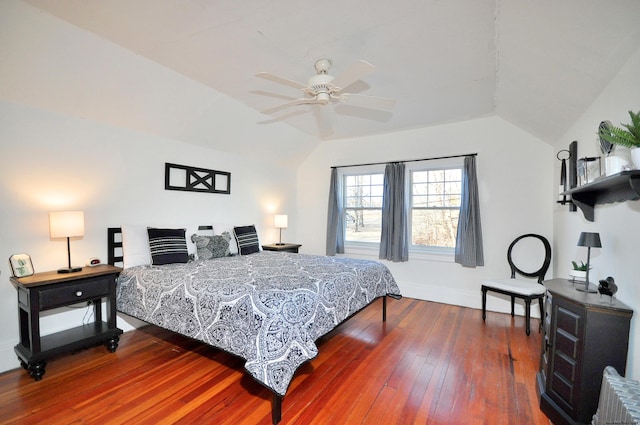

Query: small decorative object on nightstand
[10,264,123,381]
[262,243,302,253]
[9,253,34,277]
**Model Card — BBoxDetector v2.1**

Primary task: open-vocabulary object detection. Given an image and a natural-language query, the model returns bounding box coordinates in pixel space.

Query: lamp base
[576,282,597,293]
[275,243,285,246]
[58,266,82,274]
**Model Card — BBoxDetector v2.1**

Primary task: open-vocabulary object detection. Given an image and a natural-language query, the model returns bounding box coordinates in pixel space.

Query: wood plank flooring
[0,298,551,424]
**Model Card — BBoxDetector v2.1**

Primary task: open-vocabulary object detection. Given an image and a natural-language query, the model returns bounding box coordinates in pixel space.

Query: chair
[482,234,551,335]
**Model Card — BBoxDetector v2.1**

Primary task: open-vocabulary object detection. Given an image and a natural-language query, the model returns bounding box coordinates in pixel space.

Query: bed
[108,227,401,424]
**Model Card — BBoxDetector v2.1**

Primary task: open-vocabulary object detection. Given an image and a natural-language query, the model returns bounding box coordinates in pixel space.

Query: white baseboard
[0,340,20,374]
[397,279,541,319]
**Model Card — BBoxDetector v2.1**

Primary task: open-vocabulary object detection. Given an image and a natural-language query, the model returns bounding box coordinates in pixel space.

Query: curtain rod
[330,153,477,169]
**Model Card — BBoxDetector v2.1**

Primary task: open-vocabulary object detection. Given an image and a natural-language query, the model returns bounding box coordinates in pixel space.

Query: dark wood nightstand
[262,243,302,253]
[10,264,123,381]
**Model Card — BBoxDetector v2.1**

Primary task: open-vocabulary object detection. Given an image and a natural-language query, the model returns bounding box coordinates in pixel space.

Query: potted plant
[598,110,640,169]
[569,261,589,282]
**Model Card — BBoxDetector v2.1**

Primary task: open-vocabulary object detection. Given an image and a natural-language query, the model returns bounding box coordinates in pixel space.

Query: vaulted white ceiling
[20,0,640,152]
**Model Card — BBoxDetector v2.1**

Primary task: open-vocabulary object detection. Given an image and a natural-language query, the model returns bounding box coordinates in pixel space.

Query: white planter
[631,147,640,169]
[605,155,631,175]
[569,269,587,282]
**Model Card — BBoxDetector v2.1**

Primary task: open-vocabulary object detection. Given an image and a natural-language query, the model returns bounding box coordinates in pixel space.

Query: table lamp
[576,232,601,293]
[49,211,85,273]
[274,214,288,245]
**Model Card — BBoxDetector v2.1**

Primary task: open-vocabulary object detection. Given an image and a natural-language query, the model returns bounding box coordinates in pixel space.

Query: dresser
[10,265,123,381]
[537,278,633,425]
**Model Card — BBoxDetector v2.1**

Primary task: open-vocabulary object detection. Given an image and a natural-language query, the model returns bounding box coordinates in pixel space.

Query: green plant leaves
[598,110,640,148]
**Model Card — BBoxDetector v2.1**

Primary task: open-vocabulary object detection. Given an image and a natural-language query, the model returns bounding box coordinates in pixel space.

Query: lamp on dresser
[576,231,601,293]
[49,211,84,273]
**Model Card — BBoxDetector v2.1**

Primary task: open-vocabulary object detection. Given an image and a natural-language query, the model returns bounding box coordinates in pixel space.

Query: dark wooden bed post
[382,296,387,322]
[272,394,282,424]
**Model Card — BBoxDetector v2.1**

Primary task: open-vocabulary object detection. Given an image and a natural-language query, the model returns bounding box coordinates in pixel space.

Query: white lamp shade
[49,211,85,238]
[274,214,288,229]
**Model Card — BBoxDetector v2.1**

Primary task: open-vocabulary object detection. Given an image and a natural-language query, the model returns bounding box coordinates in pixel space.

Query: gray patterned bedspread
[116,251,401,395]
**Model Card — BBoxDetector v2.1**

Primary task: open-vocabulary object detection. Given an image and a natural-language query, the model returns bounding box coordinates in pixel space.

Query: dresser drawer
[39,277,111,309]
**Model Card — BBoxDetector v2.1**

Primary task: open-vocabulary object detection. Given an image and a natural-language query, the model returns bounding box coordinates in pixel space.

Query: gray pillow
[191,232,231,260]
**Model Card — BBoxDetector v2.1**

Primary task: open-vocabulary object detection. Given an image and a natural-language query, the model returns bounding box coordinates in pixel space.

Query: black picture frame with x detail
[164,162,231,194]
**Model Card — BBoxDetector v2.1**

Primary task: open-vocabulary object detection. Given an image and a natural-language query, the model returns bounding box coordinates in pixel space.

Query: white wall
[297,115,554,311]
[552,47,640,380]
[0,0,300,374]
[0,100,297,373]
[0,98,296,370]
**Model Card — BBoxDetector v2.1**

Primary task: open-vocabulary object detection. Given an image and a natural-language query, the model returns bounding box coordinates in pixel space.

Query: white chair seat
[483,279,546,296]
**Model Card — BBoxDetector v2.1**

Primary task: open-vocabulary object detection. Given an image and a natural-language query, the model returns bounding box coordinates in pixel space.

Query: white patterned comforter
[116,251,401,395]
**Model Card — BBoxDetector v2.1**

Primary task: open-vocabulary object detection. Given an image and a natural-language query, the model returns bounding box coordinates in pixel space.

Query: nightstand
[10,264,123,381]
[262,243,302,253]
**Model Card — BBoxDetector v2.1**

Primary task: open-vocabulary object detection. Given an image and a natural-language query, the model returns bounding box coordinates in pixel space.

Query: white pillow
[121,224,151,268]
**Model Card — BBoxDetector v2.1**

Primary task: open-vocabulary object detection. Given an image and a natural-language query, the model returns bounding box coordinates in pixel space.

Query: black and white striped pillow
[147,228,189,265]
[233,225,260,255]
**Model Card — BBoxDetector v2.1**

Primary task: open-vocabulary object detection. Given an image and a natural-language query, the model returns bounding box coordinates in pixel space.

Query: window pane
[413,171,429,183]
[345,209,382,242]
[445,169,462,180]
[344,172,384,243]
[410,165,463,249]
[411,209,460,247]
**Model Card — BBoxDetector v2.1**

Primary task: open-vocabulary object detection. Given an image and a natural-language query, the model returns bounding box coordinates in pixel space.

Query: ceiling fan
[256,59,397,114]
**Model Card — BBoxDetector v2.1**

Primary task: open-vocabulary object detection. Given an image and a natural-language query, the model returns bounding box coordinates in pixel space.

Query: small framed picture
[9,254,34,278]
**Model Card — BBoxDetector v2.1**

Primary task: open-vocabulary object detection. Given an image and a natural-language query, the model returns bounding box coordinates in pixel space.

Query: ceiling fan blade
[340,93,397,110]
[257,109,310,125]
[261,98,323,114]
[251,90,300,101]
[331,60,375,91]
[256,72,307,91]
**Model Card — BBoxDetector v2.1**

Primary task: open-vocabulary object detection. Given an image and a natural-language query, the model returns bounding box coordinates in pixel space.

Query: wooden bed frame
[107,227,388,424]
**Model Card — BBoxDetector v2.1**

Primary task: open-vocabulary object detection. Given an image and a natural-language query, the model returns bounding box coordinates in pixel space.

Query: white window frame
[406,157,464,259]
[340,165,385,252]
[339,158,463,261]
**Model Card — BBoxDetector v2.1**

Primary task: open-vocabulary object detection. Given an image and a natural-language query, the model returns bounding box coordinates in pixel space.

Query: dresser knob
[75,291,83,297]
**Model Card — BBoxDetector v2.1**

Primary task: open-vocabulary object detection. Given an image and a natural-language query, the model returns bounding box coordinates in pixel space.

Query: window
[339,161,462,251]
[410,167,462,250]
[343,172,384,243]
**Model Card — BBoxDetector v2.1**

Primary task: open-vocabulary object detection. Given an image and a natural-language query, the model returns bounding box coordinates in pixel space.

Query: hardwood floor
[0,298,551,424]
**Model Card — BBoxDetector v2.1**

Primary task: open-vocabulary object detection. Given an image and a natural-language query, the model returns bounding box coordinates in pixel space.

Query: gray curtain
[379,162,409,262]
[455,156,484,267]
[326,168,345,255]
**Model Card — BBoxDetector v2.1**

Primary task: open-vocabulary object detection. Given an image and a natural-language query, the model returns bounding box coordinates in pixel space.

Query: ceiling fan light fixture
[316,92,330,104]
[314,59,332,74]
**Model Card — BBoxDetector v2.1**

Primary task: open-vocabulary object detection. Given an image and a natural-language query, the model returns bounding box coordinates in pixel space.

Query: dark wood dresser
[537,278,633,425]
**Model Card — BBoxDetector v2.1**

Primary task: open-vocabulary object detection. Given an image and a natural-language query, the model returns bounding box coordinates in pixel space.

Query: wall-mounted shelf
[562,170,640,221]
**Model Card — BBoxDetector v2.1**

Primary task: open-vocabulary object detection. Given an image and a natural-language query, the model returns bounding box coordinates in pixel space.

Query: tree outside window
[341,166,462,249]
[410,168,462,248]
[344,174,383,243]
